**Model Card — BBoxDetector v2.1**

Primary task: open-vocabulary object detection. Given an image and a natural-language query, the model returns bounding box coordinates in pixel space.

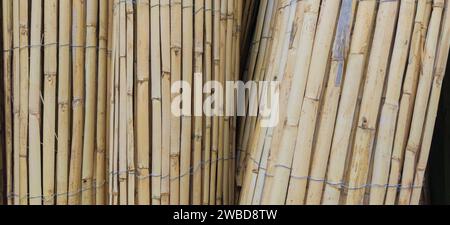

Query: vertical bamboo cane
[42,0,58,205]
[202,0,213,205]
[56,0,72,205]
[136,0,151,205]
[209,0,221,205]
[118,0,127,205]
[2,0,13,205]
[96,0,109,205]
[28,0,43,205]
[398,0,445,205]
[180,0,193,205]
[125,0,135,206]
[160,0,171,206]
[216,0,227,205]
[193,0,205,205]
[68,0,86,205]
[150,0,162,205]
[169,0,182,205]
[369,0,416,205]
[0,0,4,205]
[11,0,19,205]
[81,0,98,205]
[18,0,29,205]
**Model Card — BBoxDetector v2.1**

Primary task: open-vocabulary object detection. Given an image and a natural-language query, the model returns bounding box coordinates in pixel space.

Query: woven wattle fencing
[0,0,449,205]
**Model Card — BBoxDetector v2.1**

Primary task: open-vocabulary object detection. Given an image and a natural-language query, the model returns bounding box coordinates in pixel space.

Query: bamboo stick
[0,2,4,205]
[96,0,109,206]
[42,0,58,205]
[398,0,445,205]
[216,0,227,205]
[82,0,99,205]
[11,0,19,205]
[2,0,13,205]
[202,0,213,205]
[193,0,205,205]
[169,0,182,205]
[223,0,234,205]
[118,0,127,205]
[180,0,194,205]
[125,0,135,206]
[150,0,162,206]
[160,0,171,206]
[56,0,72,205]
[209,0,220,205]
[68,0,86,205]
[18,0,29,205]
[136,0,151,205]
[28,0,43,205]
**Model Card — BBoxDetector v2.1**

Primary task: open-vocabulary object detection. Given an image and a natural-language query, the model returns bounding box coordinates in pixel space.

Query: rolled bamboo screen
[238,0,450,205]
[0,0,449,206]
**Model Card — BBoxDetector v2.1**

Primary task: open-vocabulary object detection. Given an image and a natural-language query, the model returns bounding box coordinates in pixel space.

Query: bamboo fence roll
[238,0,450,205]
[1,0,450,206]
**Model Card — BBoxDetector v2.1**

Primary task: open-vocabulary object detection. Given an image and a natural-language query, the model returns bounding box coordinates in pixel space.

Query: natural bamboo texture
[1,0,450,205]
[0,0,244,205]
[238,0,450,205]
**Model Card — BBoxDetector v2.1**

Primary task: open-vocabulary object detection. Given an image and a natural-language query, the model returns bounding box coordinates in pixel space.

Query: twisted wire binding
[6,156,236,201]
